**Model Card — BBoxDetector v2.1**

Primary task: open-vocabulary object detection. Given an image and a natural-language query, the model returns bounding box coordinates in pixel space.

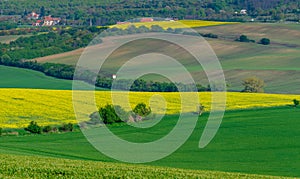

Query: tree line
[0,0,299,26]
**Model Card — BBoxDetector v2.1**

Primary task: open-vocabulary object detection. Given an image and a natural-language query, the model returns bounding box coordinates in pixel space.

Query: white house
[240,9,247,15]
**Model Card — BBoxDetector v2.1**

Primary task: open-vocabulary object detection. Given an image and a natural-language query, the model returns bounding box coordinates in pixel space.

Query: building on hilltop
[240,9,247,15]
[43,15,61,26]
[32,20,42,26]
[28,12,40,20]
[140,18,154,22]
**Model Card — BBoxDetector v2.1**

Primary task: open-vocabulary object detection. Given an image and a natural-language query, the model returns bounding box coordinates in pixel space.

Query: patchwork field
[32,23,300,94]
[0,88,299,128]
[1,22,299,178]
[1,107,299,177]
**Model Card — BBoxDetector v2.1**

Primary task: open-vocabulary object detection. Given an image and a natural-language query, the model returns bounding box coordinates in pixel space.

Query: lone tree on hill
[242,77,265,93]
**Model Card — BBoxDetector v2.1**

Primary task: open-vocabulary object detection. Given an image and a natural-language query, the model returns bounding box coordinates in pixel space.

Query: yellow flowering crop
[0,89,298,128]
[109,20,237,30]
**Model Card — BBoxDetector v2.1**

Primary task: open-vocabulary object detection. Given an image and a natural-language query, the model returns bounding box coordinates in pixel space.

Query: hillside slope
[0,65,98,90]
[0,154,287,178]
[34,23,300,93]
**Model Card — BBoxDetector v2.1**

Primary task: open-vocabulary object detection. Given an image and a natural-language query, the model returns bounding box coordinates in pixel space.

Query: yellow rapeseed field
[109,20,237,30]
[0,89,299,128]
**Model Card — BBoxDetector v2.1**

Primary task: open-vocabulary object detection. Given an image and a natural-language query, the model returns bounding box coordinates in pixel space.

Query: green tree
[40,6,45,17]
[242,77,265,93]
[239,35,249,42]
[25,121,42,134]
[99,104,127,124]
[59,123,74,132]
[43,125,52,133]
[293,99,299,107]
[260,38,270,45]
[133,103,151,117]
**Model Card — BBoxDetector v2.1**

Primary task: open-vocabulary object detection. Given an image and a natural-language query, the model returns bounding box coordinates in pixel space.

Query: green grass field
[0,65,102,90]
[1,107,299,177]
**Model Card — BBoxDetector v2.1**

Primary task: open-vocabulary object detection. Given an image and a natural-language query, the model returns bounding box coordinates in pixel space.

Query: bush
[43,125,52,133]
[260,38,270,45]
[0,128,2,136]
[293,99,299,107]
[59,123,74,132]
[99,104,127,124]
[133,103,151,117]
[25,121,42,134]
[242,77,265,93]
[237,35,255,43]
[197,104,205,116]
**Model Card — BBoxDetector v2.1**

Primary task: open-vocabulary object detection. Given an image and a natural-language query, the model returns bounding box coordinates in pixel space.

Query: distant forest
[0,0,300,25]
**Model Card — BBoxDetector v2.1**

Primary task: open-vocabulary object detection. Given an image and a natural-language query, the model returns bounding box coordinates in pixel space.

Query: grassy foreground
[1,88,300,128]
[1,107,299,177]
[0,154,285,179]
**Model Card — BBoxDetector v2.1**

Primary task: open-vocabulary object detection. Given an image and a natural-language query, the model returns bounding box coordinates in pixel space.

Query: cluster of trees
[91,103,154,125]
[1,0,300,26]
[0,22,18,30]
[25,121,74,134]
[237,35,271,45]
[0,27,105,61]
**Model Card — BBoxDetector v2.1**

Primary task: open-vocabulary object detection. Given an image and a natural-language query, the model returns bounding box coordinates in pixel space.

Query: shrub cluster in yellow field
[109,20,237,30]
[0,89,299,128]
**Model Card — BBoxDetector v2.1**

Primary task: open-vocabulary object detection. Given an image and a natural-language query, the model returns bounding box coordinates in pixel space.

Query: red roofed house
[28,12,40,20]
[140,18,154,22]
[43,15,61,26]
[32,20,43,26]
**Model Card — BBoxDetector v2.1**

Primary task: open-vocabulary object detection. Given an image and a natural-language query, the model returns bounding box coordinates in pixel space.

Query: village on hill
[27,11,61,26]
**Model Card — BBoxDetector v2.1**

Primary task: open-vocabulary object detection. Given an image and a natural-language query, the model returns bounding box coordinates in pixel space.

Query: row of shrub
[24,121,74,134]
[237,35,271,45]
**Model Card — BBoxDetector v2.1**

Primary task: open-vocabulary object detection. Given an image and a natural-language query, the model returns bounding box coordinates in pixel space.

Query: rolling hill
[34,23,300,93]
[0,65,101,90]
